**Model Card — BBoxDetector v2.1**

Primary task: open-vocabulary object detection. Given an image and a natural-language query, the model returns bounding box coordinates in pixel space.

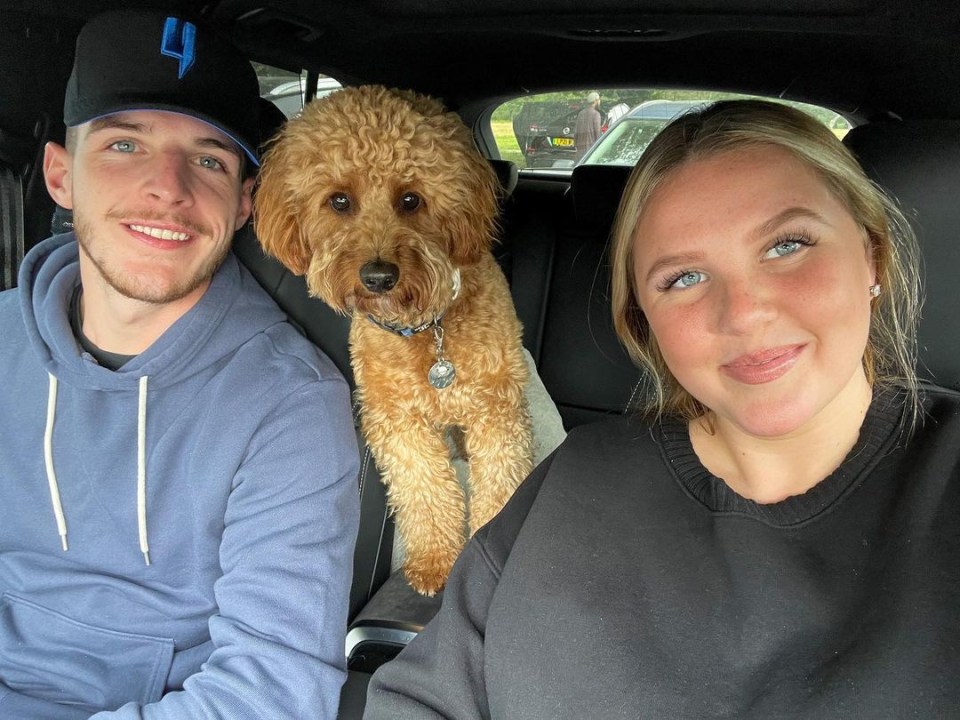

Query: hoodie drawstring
[44,373,68,551]
[137,375,151,566]
[43,372,151,565]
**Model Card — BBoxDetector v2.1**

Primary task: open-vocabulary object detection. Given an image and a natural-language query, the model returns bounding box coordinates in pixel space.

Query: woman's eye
[329,192,352,213]
[668,270,706,290]
[399,192,422,213]
[764,238,807,259]
[110,140,135,153]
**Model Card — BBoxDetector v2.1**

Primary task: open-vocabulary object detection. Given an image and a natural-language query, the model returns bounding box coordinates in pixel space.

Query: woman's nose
[715,277,778,333]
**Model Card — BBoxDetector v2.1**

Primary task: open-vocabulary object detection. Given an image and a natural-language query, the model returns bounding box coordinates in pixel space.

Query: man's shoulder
[261,320,348,387]
[225,254,348,387]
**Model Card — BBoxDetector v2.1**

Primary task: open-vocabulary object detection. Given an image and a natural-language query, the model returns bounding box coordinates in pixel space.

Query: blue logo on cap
[160,17,196,79]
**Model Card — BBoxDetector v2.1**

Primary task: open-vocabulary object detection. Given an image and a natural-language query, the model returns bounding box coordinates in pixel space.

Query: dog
[255,85,534,595]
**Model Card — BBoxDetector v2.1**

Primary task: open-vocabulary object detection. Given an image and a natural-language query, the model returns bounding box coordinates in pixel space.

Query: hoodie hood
[20,233,288,391]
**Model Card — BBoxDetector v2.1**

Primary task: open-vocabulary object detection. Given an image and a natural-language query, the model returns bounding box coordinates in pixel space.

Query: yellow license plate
[551,137,574,147]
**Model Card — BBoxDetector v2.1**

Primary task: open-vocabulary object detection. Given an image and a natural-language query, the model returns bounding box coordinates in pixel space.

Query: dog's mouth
[348,267,461,331]
[351,291,435,329]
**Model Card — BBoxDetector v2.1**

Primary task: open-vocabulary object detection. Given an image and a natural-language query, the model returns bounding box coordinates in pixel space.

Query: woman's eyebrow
[752,206,829,237]
[643,251,704,284]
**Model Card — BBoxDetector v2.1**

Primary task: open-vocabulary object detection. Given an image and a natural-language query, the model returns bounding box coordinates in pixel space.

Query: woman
[364,100,960,718]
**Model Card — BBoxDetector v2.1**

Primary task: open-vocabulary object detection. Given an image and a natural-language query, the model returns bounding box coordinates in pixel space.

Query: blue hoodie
[0,235,360,719]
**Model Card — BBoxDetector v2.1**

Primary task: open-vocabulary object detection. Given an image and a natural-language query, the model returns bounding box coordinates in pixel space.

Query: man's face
[45,110,253,307]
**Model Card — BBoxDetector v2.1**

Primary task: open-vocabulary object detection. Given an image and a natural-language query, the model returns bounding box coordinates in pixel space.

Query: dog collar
[364,268,461,338]
[366,315,438,337]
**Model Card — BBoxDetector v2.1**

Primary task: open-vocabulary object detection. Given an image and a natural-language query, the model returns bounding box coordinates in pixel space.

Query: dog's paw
[404,566,447,597]
[403,558,456,596]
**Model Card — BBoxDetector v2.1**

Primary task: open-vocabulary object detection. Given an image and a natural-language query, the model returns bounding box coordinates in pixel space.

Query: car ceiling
[3,0,960,137]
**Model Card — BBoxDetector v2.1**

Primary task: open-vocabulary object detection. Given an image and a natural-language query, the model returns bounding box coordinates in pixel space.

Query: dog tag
[428,359,456,389]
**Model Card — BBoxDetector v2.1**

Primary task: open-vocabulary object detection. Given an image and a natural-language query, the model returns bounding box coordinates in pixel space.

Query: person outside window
[574,90,602,162]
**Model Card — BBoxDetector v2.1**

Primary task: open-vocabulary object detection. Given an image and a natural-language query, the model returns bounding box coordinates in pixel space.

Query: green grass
[491,120,525,166]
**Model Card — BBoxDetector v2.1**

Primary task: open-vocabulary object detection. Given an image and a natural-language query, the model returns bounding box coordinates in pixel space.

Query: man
[0,9,360,719]
[574,90,602,162]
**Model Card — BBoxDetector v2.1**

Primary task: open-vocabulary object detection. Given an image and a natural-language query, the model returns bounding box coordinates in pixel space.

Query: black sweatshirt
[365,385,960,719]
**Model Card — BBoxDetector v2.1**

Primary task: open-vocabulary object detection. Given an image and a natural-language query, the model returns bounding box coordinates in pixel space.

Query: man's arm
[90,377,361,720]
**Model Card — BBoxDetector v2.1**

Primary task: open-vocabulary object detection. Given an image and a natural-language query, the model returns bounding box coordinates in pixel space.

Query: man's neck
[78,277,207,356]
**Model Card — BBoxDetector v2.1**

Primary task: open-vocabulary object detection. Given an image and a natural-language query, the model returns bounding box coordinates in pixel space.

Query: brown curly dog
[255,85,533,595]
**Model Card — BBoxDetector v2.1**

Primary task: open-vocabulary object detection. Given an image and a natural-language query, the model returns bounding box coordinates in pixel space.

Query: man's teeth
[130,224,190,241]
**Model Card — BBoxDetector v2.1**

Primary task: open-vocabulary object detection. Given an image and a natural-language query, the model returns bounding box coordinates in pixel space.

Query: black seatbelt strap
[0,163,24,290]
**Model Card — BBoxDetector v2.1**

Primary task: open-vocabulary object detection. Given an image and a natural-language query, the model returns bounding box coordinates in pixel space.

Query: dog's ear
[253,141,312,276]
[445,155,500,266]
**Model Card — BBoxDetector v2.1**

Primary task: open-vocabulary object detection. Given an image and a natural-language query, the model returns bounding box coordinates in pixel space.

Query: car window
[492,89,852,171]
[254,64,343,118]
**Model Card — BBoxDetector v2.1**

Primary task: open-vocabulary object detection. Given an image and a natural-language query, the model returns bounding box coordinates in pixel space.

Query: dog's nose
[359,261,400,293]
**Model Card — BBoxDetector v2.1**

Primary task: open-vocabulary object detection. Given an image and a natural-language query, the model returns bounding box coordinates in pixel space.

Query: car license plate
[551,137,574,147]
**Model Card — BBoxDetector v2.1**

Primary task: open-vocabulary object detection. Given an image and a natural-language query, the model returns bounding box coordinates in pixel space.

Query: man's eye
[110,140,136,153]
[329,192,352,213]
[198,156,225,171]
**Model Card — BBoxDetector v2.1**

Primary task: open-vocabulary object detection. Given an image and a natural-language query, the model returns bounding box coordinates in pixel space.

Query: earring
[869,284,881,298]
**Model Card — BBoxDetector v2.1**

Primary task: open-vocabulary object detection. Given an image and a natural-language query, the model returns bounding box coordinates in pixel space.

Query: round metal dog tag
[428,359,456,389]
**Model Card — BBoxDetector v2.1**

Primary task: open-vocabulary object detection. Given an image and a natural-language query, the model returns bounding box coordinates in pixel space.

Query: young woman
[364,100,960,719]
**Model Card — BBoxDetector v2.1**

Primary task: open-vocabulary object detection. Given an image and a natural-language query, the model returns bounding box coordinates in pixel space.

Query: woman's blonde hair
[610,99,922,424]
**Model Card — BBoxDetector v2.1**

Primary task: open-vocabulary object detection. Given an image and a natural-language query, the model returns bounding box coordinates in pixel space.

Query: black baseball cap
[63,9,260,166]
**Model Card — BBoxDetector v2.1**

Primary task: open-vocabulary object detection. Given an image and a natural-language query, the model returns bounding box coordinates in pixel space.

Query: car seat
[843,119,960,389]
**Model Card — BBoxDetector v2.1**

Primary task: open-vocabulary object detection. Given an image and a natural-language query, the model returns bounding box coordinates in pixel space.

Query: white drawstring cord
[44,373,68,551]
[137,375,151,566]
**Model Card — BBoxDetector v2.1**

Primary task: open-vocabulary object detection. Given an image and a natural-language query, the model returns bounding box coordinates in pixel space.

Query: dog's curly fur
[255,85,534,595]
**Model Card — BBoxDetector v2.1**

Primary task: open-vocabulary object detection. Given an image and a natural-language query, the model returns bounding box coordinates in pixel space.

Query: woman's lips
[721,344,805,385]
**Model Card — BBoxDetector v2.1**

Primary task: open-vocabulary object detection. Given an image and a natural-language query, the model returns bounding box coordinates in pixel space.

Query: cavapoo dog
[255,85,534,595]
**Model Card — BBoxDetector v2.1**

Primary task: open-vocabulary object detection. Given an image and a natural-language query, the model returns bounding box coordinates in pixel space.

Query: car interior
[3,0,960,716]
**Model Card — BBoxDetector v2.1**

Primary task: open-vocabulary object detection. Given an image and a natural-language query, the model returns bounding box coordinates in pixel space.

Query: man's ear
[235,176,255,230]
[43,142,74,209]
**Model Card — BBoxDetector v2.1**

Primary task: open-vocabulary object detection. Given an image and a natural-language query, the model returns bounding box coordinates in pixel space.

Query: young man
[0,10,360,719]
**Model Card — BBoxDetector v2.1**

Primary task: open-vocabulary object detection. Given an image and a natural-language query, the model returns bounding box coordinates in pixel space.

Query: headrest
[489,158,518,198]
[844,119,960,389]
[258,97,287,147]
[570,164,633,230]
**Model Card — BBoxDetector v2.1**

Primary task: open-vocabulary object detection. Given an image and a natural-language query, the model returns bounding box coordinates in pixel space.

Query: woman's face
[632,145,876,438]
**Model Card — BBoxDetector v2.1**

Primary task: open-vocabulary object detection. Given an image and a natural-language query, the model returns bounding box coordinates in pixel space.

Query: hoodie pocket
[0,592,174,713]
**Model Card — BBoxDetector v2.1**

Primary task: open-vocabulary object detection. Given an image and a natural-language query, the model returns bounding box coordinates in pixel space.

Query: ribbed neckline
[656,389,906,526]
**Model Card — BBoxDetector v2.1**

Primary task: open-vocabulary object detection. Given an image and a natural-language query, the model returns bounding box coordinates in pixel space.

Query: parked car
[577,99,707,166]
[514,99,636,168]
[512,102,581,168]
[601,101,631,131]
[4,1,960,718]
[267,75,343,118]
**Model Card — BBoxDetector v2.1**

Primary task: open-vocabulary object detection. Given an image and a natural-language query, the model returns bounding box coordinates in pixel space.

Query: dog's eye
[329,193,352,213]
[398,192,422,214]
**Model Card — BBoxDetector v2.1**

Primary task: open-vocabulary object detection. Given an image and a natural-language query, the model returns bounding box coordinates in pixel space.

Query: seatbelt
[0,163,24,290]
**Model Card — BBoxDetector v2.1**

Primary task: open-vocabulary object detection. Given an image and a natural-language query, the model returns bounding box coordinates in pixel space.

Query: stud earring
[869,284,881,298]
